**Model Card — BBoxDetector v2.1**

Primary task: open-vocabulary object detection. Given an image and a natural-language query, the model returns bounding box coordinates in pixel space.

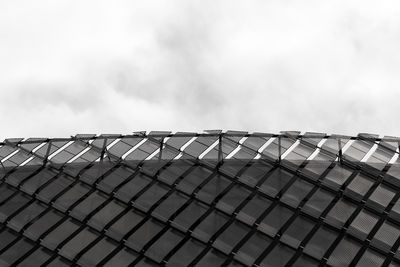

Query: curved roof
[0,131,400,266]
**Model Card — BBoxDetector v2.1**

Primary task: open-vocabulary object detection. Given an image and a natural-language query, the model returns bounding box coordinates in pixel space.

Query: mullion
[125,165,227,264]
[0,234,22,255]
[349,181,400,266]
[158,158,262,265]
[252,182,321,266]
[228,160,344,266]
[192,167,290,266]
[0,222,72,266]
[319,168,388,266]
[100,162,199,266]
[0,160,356,267]
[3,198,36,225]
[164,166,279,265]
[7,165,45,189]
[100,163,199,235]
[71,234,104,264]
[285,189,345,265]
[8,241,45,266]
[382,227,400,265]
[2,135,396,266]
[129,225,171,266]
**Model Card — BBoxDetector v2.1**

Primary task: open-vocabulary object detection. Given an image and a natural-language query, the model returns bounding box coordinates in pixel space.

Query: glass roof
[0,131,399,266]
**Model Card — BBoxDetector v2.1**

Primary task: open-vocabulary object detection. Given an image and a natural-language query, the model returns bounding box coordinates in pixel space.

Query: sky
[0,0,400,139]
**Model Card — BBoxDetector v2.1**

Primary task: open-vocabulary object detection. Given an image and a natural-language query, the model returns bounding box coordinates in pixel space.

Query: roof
[0,131,400,266]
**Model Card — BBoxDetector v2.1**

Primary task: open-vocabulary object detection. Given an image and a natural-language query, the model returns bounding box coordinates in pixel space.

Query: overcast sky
[0,1,399,139]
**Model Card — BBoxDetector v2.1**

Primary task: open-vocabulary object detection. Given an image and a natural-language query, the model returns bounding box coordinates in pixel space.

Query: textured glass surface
[0,132,399,266]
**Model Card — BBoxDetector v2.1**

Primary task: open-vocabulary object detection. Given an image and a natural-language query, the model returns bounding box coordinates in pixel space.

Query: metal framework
[0,131,399,266]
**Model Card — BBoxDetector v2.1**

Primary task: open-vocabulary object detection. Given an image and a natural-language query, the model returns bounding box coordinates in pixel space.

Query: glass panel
[107,210,145,241]
[344,174,375,201]
[183,136,219,158]
[70,191,107,221]
[23,210,64,241]
[196,174,231,204]
[192,210,229,243]
[280,215,315,248]
[97,166,134,194]
[34,140,68,158]
[195,249,227,267]
[145,229,184,263]
[36,174,74,203]
[327,237,361,266]
[115,174,152,203]
[238,162,273,187]
[79,162,115,185]
[46,256,73,266]
[103,247,137,267]
[166,238,205,267]
[41,218,81,250]
[125,219,164,251]
[234,232,272,266]
[302,153,333,179]
[258,204,293,237]
[59,227,99,260]
[259,243,295,267]
[237,195,272,225]
[321,164,353,190]
[2,151,32,168]
[213,221,250,254]
[176,166,213,195]
[292,254,319,267]
[141,159,172,176]
[236,194,272,226]
[356,249,386,267]
[78,237,117,266]
[0,192,31,223]
[20,169,57,195]
[5,166,39,187]
[0,238,34,265]
[158,160,194,185]
[302,188,335,218]
[18,247,52,266]
[152,191,189,222]
[242,135,269,152]
[108,137,143,157]
[0,183,16,204]
[88,200,126,231]
[303,226,338,260]
[0,229,18,251]
[259,168,293,197]
[126,140,160,159]
[325,199,357,228]
[133,183,169,212]
[390,199,400,222]
[7,201,46,232]
[371,221,400,252]
[385,164,400,187]
[348,210,379,240]
[53,182,90,212]
[165,135,193,150]
[280,178,314,208]
[216,185,251,214]
[172,200,208,232]
[366,184,396,212]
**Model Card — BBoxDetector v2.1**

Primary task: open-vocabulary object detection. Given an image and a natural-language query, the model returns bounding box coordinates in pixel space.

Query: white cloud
[1,0,400,139]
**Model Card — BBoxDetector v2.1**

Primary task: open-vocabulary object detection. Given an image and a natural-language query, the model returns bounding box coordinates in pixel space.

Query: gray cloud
[0,0,400,139]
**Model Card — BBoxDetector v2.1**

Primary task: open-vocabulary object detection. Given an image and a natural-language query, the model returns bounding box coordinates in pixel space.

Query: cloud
[1,0,400,139]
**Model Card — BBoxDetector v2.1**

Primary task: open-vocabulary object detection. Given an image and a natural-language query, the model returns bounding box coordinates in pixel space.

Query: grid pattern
[0,131,400,266]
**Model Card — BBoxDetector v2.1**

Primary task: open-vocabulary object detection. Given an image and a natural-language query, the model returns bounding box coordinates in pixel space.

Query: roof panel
[0,131,399,266]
